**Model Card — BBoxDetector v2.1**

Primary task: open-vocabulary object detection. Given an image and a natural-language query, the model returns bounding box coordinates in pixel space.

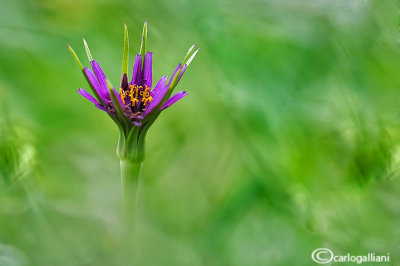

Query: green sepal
[169,45,199,91]
[154,44,199,112]
[139,22,147,61]
[116,126,126,159]
[166,68,181,94]
[117,115,153,162]
[185,48,199,67]
[121,23,129,76]
[68,43,104,105]
[126,127,142,162]
[106,79,131,130]
[67,45,83,70]
[135,122,151,161]
[181,44,196,66]
[83,38,94,62]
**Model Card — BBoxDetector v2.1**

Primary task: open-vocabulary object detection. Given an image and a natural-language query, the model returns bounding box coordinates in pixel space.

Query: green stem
[120,159,143,227]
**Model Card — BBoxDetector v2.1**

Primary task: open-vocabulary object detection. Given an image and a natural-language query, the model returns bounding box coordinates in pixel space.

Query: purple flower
[69,23,198,128]
[68,23,198,161]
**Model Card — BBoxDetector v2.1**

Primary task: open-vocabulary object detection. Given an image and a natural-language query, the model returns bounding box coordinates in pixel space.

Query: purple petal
[83,68,106,102]
[144,76,169,116]
[143,52,153,88]
[78,88,98,104]
[161,91,188,110]
[113,87,125,110]
[167,64,181,87]
[120,73,128,90]
[131,54,142,85]
[132,120,142,127]
[95,103,108,112]
[168,64,181,87]
[90,60,109,100]
[78,88,108,113]
[177,64,187,84]
[150,75,168,97]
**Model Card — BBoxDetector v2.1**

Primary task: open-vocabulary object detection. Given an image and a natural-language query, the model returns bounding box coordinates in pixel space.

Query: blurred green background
[0,0,399,265]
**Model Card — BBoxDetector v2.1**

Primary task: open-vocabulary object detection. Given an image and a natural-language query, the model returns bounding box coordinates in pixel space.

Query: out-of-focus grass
[0,0,399,265]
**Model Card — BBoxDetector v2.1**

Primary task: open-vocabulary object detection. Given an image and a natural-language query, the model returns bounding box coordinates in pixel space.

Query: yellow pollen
[130,94,139,105]
[135,87,139,98]
[124,84,153,107]
[140,86,152,106]
[119,88,126,105]
[142,96,153,106]
[126,84,138,106]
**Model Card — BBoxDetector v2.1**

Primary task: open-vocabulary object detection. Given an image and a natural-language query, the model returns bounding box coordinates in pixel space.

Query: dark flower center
[120,84,153,115]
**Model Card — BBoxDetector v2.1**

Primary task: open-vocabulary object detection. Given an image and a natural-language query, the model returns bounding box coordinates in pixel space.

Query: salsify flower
[68,23,198,161]
[68,23,198,225]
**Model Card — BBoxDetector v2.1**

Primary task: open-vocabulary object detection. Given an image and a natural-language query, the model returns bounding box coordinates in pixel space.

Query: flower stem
[120,159,142,227]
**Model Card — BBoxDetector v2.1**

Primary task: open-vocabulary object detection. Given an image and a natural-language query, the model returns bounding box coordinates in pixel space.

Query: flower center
[119,84,153,110]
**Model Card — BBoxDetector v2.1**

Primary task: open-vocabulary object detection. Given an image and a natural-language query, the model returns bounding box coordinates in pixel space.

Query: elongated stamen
[119,88,126,105]
[140,87,152,106]
[122,84,153,109]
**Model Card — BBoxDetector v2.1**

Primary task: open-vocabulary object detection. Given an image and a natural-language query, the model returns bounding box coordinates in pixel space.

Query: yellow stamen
[125,84,153,107]
[140,86,152,106]
[119,88,125,105]
[130,94,139,105]
[135,86,139,98]
[142,96,152,106]
[128,84,139,106]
